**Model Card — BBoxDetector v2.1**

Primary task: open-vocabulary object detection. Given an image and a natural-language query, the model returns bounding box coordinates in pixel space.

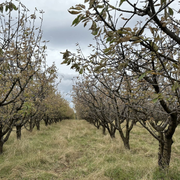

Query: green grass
[0,120,180,179]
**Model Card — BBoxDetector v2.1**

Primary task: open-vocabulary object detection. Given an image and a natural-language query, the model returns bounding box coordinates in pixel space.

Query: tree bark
[123,139,130,150]
[44,116,49,126]
[110,123,116,138]
[16,125,22,140]
[36,121,40,131]
[0,124,4,154]
[102,125,106,135]
[158,134,173,169]
[0,140,4,154]
[118,129,130,150]
[29,118,35,132]
[155,106,177,169]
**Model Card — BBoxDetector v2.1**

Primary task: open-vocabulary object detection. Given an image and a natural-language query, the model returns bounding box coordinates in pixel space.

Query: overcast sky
[19,0,94,108]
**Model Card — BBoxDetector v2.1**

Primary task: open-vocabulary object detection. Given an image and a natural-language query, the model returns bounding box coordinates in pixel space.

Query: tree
[0,0,46,153]
[43,91,74,125]
[13,64,57,138]
[62,0,180,169]
[72,72,135,149]
[23,63,58,132]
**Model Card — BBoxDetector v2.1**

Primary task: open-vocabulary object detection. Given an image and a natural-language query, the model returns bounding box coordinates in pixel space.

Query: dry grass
[0,120,180,179]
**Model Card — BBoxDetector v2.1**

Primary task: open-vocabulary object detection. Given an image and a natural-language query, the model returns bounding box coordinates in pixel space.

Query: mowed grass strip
[0,120,180,180]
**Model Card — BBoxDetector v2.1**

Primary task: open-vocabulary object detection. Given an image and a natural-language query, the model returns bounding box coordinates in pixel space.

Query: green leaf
[0,5,3,13]
[150,41,159,52]
[68,10,81,15]
[90,21,97,30]
[13,4,18,11]
[172,82,180,91]
[9,2,17,11]
[94,65,102,72]
[92,27,100,36]
[89,0,95,8]
[61,50,71,64]
[79,69,83,74]
[138,72,146,80]
[152,97,159,103]
[5,5,9,12]
[119,0,126,6]
[168,7,174,16]
[72,14,83,26]
[0,48,3,55]
[161,0,166,5]
[71,63,80,70]
[152,93,163,103]
[78,4,85,9]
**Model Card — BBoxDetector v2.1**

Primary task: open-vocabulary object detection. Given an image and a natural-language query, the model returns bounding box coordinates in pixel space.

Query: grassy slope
[0,120,180,180]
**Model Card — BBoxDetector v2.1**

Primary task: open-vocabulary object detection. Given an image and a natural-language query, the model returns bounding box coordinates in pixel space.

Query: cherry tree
[62,0,180,169]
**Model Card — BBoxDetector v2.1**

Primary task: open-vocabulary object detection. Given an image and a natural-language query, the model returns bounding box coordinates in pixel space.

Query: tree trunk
[102,125,106,135]
[36,121,40,131]
[0,124,4,154]
[118,129,130,150]
[110,132,115,138]
[16,125,22,140]
[0,140,3,154]
[158,135,173,169]
[125,127,130,150]
[157,113,177,169]
[44,116,49,126]
[29,118,35,132]
[44,119,48,126]
[110,124,116,138]
[97,121,100,129]
[123,139,130,150]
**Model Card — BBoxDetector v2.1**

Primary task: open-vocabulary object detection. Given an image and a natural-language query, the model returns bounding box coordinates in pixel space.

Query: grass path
[0,120,180,179]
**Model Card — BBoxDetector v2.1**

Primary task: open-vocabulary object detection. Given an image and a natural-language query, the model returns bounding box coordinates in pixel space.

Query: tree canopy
[0,0,74,154]
[62,0,180,169]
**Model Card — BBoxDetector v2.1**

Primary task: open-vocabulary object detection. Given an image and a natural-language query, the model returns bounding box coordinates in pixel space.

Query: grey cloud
[43,24,94,49]
[56,73,78,108]
[57,72,78,94]
[58,73,78,81]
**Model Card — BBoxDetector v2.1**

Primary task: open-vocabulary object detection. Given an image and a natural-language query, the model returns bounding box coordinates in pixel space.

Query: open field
[0,120,180,180]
